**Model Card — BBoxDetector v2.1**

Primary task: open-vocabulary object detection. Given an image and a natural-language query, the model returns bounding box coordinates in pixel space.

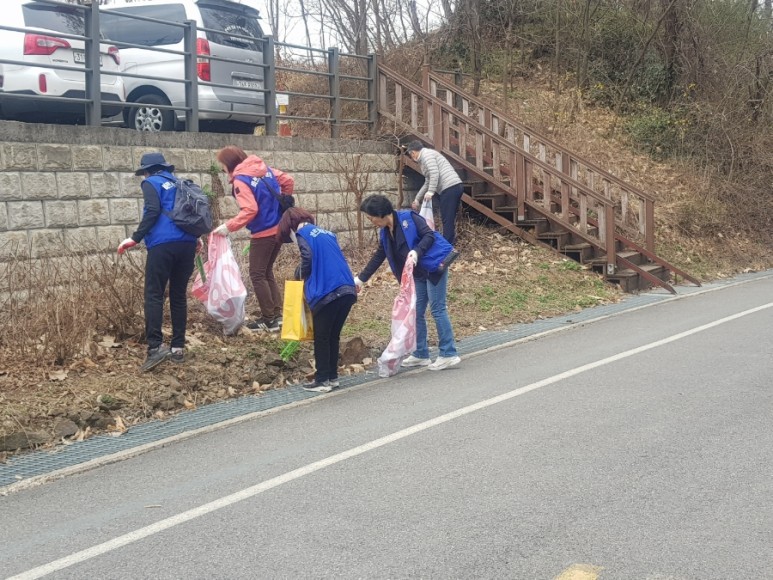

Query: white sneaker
[428,356,461,371]
[402,355,431,368]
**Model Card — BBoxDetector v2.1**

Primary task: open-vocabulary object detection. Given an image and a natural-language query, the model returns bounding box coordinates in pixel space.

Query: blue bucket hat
[135,152,174,175]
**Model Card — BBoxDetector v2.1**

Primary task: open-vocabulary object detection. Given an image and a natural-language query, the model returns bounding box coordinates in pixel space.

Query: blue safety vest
[142,171,197,249]
[233,168,282,234]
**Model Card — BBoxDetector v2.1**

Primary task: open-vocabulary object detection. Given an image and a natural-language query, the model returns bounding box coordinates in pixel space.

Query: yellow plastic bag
[281,280,314,341]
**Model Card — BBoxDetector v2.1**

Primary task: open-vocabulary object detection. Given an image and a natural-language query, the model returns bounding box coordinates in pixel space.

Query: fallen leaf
[49,370,68,381]
[113,416,127,432]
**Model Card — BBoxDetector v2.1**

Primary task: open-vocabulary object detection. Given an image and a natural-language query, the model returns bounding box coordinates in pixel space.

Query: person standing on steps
[212,145,294,333]
[117,152,198,372]
[405,140,464,245]
[355,194,461,372]
[277,207,357,393]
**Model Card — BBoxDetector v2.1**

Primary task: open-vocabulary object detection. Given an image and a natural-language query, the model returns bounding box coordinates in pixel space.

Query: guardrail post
[329,47,341,139]
[84,1,101,126]
[264,36,277,136]
[183,20,199,132]
[367,53,378,138]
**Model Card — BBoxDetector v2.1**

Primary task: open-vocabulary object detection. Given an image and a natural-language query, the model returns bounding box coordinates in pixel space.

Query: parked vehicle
[101,0,267,134]
[0,0,125,122]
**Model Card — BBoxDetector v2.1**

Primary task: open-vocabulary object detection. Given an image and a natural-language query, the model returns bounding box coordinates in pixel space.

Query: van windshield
[101,5,187,47]
[199,5,263,51]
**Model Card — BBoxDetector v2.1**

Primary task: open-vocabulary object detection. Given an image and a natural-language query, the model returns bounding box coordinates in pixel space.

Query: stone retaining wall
[0,121,404,260]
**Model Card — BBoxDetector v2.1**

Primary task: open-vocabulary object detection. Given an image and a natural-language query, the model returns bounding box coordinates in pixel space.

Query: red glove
[117,238,137,255]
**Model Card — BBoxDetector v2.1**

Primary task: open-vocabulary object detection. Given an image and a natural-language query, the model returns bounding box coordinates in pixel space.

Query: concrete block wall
[0,121,405,261]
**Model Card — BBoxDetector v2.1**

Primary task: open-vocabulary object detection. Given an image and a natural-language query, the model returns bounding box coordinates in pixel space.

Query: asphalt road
[2,275,772,580]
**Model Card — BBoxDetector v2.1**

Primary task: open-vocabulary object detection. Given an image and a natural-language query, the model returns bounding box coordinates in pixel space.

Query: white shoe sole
[428,357,461,371]
[302,385,332,393]
[401,359,431,368]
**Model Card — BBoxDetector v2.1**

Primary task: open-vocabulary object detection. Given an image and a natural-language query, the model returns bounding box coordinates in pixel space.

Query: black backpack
[164,178,213,237]
[261,176,295,215]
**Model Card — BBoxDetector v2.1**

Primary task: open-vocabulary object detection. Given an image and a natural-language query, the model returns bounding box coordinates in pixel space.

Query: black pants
[312,294,356,383]
[144,242,196,351]
[438,183,464,245]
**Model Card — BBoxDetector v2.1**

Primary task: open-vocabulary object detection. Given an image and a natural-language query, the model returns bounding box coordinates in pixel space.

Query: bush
[623,106,688,160]
[0,250,146,368]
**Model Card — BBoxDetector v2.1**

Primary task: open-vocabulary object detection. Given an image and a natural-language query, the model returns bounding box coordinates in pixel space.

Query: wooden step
[537,229,570,249]
[617,250,644,266]
[464,181,487,196]
[605,263,668,292]
[561,242,594,263]
[495,205,518,216]
[516,218,549,234]
[472,192,508,209]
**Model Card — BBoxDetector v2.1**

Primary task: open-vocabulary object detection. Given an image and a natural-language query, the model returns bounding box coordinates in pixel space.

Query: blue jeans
[414,269,458,359]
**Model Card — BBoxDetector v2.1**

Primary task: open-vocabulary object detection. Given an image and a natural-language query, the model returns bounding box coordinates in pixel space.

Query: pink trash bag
[377,261,417,377]
[419,198,435,230]
[191,234,247,335]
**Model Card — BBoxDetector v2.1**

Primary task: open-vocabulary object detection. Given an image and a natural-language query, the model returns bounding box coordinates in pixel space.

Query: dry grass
[0,218,624,456]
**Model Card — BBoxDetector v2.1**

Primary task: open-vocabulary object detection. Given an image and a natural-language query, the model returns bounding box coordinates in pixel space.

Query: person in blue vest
[117,152,198,372]
[213,146,295,333]
[355,194,461,371]
[277,207,357,393]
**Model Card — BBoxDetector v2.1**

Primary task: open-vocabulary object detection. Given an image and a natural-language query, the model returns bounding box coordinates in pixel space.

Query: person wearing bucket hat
[118,152,198,372]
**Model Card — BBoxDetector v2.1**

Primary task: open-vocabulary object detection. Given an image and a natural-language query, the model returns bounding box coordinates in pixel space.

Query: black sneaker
[170,348,184,364]
[245,319,280,333]
[327,379,340,389]
[302,380,332,393]
[140,345,170,372]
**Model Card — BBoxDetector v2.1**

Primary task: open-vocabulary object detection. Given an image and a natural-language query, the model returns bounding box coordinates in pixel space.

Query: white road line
[10,301,773,580]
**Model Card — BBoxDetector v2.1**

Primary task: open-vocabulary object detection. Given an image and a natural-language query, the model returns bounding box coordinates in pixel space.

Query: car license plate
[233,79,260,90]
[73,51,102,65]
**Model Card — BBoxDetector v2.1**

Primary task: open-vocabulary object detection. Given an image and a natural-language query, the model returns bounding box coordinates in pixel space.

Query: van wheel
[128,94,175,132]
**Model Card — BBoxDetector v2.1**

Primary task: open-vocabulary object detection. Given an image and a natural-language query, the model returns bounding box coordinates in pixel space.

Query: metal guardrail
[0,0,377,136]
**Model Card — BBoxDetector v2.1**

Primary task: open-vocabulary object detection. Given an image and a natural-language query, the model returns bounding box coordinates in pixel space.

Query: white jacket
[414,148,462,205]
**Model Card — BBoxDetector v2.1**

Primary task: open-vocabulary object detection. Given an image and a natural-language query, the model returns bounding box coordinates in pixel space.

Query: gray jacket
[414,148,462,205]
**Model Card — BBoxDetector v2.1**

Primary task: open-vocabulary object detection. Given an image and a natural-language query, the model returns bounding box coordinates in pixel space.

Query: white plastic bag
[377,261,417,377]
[191,234,246,335]
[419,198,435,230]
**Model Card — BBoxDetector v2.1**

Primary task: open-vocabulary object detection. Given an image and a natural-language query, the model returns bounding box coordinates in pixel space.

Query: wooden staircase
[376,64,700,294]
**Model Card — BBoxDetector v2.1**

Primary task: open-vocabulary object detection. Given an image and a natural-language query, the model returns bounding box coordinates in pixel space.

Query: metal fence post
[367,53,378,138]
[84,1,101,126]
[264,36,277,136]
[183,20,199,132]
[329,47,340,139]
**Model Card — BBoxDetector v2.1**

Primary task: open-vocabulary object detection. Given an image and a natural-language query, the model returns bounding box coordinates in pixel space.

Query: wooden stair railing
[424,67,657,253]
[380,64,620,276]
[377,63,701,292]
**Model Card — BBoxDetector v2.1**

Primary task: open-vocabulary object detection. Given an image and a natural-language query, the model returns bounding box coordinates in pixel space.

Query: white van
[101,0,266,133]
[0,0,125,122]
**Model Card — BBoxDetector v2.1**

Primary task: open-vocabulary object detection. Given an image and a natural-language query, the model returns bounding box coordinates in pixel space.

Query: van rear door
[198,1,265,112]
